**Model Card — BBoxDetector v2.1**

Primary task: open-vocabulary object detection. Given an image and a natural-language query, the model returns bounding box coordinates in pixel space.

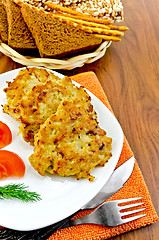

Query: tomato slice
[0,121,12,149]
[0,150,25,179]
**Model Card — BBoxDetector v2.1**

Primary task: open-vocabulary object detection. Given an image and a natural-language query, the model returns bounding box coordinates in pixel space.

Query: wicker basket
[0,41,111,70]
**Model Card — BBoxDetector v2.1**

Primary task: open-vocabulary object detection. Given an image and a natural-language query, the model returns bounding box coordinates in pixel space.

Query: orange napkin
[48,71,158,240]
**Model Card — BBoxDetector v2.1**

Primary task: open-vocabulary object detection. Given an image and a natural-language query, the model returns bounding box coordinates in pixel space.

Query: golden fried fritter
[3,67,61,120]
[29,99,112,181]
[19,76,95,145]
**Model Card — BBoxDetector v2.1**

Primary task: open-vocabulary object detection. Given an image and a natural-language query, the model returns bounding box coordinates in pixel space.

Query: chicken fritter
[19,76,96,145]
[3,67,61,120]
[29,99,112,181]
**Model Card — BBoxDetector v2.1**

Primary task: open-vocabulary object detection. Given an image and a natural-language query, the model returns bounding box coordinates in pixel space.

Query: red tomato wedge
[0,121,12,149]
[0,150,25,179]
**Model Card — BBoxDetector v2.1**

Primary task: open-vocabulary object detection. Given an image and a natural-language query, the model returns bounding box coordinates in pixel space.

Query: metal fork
[0,198,146,239]
[70,197,146,227]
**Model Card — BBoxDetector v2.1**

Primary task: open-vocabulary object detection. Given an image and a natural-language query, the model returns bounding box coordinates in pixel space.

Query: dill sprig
[0,183,41,202]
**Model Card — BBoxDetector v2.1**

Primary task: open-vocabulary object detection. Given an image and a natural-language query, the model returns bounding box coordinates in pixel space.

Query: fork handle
[70,207,107,226]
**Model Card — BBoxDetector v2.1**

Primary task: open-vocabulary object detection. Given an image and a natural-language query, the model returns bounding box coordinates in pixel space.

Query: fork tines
[117,197,147,224]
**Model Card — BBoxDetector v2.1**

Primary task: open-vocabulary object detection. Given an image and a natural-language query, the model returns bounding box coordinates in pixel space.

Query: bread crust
[0,0,8,43]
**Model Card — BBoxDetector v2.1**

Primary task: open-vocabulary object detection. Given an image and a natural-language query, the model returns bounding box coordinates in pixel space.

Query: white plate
[0,67,123,231]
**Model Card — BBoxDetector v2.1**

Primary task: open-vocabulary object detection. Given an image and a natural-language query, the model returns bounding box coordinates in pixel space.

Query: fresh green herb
[0,183,41,202]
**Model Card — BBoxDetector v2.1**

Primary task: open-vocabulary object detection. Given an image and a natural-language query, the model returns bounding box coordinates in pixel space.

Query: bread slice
[29,99,112,181]
[19,75,95,145]
[3,67,60,120]
[0,0,8,43]
[5,0,37,50]
[20,2,102,58]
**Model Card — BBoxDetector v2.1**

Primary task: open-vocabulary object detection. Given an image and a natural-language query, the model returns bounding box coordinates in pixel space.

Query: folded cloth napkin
[48,71,158,240]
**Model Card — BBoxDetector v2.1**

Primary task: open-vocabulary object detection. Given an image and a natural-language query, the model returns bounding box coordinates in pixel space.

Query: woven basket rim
[0,41,111,70]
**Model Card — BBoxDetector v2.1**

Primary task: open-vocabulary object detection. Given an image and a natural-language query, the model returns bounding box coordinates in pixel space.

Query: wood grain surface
[0,0,158,239]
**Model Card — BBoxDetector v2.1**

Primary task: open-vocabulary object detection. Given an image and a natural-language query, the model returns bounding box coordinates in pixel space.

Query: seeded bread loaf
[5,0,37,50]
[20,2,102,58]
[20,0,124,22]
[0,0,8,43]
